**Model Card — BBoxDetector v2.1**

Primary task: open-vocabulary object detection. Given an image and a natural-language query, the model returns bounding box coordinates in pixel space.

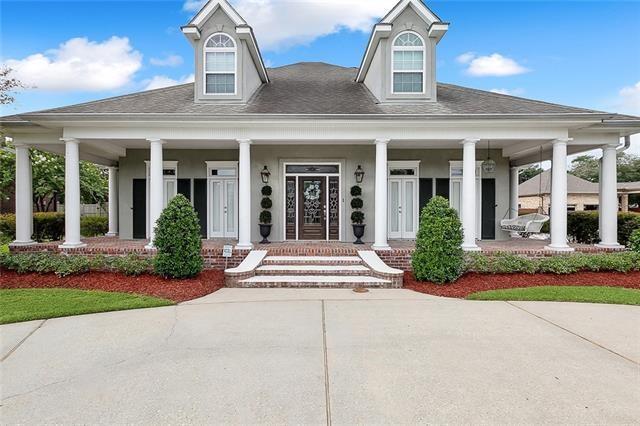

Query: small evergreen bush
[261,185,272,196]
[153,194,203,278]
[109,254,152,276]
[350,185,364,224]
[411,196,464,283]
[260,197,272,209]
[629,229,640,253]
[259,210,272,224]
[80,216,108,237]
[351,211,364,224]
[489,253,536,274]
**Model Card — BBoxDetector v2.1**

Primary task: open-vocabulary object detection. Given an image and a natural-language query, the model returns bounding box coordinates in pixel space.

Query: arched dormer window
[204,33,236,94]
[391,32,425,94]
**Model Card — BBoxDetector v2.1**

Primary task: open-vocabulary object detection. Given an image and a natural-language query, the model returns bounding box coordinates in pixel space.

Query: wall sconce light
[354,165,365,183]
[260,165,271,184]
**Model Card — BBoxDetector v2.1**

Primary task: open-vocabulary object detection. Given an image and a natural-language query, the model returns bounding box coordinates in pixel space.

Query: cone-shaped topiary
[411,196,464,284]
[153,194,203,278]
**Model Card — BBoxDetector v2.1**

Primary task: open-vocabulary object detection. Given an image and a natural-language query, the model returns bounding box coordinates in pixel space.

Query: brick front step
[256,264,371,276]
[261,256,363,265]
[235,275,397,288]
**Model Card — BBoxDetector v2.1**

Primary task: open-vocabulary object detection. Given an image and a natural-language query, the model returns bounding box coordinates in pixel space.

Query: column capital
[510,165,520,171]
[460,138,480,145]
[60,137,80,144]
[146,138,166,144]
[237,138,252,145]
[601,142,619,150]
[374,138,390,145]
[551,137,572,145]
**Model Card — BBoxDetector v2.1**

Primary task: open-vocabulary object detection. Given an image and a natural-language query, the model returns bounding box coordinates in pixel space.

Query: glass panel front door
[388,178,417,239]
[298,176,326,240]
[208,178,237,238]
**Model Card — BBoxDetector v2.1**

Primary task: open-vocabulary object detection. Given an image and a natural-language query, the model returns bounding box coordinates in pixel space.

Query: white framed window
[391,31,425,94]
[204,33,236,95]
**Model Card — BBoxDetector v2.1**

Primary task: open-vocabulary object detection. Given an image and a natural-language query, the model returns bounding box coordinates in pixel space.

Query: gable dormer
[356,0,448,103]
[181,0,268,103]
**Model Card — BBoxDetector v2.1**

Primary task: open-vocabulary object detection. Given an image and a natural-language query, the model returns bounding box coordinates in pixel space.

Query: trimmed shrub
[350,198,363,209]
[412,196,464,283]
[350,210,364,224]
[260,197,272,209]
[489,253,536,274]
[259,210,272,224]
[108,254,152,276]
[261,185,272,196]
[465,252,490,273]
[629,229,640,253]
[153,194,203,278]
[350,185,362,197]
[81,216,108,237]
[0,214,15,241]
[567,211,599,244]
[0,212,66,242]
[618,213,640,246]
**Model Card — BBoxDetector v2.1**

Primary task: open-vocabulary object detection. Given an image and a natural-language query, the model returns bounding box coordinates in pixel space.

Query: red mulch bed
[404,271,640,298]
[0,269,225,303]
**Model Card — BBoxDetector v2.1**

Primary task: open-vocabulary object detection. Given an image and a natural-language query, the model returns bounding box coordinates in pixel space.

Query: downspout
[617,135,631,152]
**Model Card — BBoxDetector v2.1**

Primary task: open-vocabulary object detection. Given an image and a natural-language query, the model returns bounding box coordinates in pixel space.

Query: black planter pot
[352,223,366,245]
[259,224,272,244]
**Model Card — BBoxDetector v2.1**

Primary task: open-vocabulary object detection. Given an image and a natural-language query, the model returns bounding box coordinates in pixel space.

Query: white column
[236,139,253,249]
[59,138,86,248]
[461,138,480,251]
[508,166,520,237]
[596,143,623,248]
[598,158,603,240]
[12,143,35,246]
[105,167,118,237]
[545,138,574,252]
[372,138,390,250]
[145,138,165,249]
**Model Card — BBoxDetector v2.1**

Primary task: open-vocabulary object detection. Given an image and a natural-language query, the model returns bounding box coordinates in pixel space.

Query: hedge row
[0,213,108,242]
[541,212,640,245]
[466,251,640,275]
[0,252,152,277]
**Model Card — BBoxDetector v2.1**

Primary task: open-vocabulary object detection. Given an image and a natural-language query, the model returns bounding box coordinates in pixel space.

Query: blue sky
[1,0,639,153]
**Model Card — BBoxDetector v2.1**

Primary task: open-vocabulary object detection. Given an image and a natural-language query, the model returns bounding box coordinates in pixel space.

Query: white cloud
[3,37,142,91]
[144,74,195,90]
[490,88,525,96]
[150,54,184,67]
[183,0,397,50]
[457,52,529,77]
[616,81,640,115]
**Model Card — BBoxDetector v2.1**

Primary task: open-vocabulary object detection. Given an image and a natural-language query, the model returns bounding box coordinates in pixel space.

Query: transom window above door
[392,31,425,94]
[204,33,236,95]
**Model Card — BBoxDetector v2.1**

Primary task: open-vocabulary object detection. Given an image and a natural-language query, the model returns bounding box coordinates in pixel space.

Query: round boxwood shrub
[153,194,203,278]
[351,210,365,224]
[350,185,362,197]
[629,228,640,253]
[261,185,272,196]
[411,196,464,284]
[260,197,272,209]
[350,197,363,209]
[259,210,272,224]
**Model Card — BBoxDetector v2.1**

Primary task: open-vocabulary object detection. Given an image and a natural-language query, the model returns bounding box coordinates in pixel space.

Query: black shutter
[481,178,496,240]
[177,179,191,201]
[132,179,146,239]
[419,178,433,215]
[193,179,207,238]
[435,178,450,200]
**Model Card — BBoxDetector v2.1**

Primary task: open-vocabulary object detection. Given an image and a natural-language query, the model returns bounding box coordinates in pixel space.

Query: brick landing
[9,237,625,270]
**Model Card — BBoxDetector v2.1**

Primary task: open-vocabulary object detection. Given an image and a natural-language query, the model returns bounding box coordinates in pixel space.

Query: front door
[388,178,418,239]
[208,178,237,238]
[298,176,326,240]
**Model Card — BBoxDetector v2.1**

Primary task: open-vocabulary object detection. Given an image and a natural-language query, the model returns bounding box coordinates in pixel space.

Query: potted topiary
[350,185,365,244]
[259,185,273,243]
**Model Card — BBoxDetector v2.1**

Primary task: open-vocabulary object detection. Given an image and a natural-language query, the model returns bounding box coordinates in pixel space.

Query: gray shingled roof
[2,62,636,119]
[519,170,599,196]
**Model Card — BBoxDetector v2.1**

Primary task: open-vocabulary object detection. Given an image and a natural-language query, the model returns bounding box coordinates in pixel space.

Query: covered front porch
[8,117,630,253]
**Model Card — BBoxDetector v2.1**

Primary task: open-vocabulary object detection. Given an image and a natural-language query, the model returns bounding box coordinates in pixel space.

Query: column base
[105,232,118,237]
[595,242,624,249]
[58,241,87,249]
[144,243,156,251]
[371,244,391,251]
[235,243,254,250]
[544,244,574,252]
[10,240,36,247]
[461,244,481,252]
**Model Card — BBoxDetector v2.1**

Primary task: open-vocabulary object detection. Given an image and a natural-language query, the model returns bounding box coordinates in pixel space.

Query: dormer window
[391,32,425,94]
[204,33,236,95]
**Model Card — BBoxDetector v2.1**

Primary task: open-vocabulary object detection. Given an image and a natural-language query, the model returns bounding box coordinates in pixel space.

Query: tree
[0,144,107,212]
[570,152,640,183]
[0,67,23,105]
[518,165,543,184]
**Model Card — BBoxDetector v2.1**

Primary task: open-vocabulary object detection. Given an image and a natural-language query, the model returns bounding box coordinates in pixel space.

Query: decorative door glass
[388,180,401,236]
[404,180,415,234]
[210,181,222,234]
[225,180,236,235]
[303,180,322,225]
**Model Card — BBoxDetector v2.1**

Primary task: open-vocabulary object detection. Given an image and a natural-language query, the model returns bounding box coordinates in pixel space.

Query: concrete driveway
[1,289,639,424]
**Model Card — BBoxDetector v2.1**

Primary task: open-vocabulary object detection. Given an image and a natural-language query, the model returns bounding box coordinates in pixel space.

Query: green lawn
[467,286,640,306]
[0,288,174,324]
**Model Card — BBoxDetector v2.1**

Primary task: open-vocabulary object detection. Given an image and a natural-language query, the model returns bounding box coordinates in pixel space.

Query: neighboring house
[2,0,639,252]
[519,170,640,213]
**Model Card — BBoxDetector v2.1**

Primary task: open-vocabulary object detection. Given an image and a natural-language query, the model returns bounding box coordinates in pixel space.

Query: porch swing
[500,147,550,237]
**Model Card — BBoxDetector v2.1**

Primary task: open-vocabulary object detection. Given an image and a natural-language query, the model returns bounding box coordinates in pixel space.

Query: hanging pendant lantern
[482,140,496,173]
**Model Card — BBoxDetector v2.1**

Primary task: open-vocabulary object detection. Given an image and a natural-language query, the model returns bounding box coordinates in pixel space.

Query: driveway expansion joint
[505,301,639,366]
[321,300,332,426]
[1,319,47,362]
